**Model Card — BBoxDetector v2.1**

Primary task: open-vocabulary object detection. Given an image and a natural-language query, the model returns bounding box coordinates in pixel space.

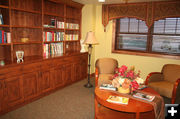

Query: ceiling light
[98,0,105,2]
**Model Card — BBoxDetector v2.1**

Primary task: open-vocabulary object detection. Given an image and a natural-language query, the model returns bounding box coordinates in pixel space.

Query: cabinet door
[22,72,38,101]
[81,59,88,80]
[4,76,24,109]
[64,64,73,85]
[40,70,53,93]
[0,79,4,112]
[74,62,81,82]
[54,65,65,88]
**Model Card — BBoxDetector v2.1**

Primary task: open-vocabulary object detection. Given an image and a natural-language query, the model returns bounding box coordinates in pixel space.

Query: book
[106,95,129,104]
[99,84,117,91]
[133,92,155,102]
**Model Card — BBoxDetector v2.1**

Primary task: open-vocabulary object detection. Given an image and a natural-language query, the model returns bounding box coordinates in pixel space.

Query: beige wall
[82,5,180,79]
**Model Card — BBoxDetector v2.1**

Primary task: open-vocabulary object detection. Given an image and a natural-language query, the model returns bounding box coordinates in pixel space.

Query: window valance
[102,1,180,31]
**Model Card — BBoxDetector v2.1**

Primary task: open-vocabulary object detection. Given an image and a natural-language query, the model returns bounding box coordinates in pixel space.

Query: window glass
[129,18,138,32]
[152,35,180,54]
[120,18,129,32]
[165,18,176,34]
[116,34,147,51]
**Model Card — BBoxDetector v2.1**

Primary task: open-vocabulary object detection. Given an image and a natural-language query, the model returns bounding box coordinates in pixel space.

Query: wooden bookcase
[0,0,87,115]
[0,0,83,64]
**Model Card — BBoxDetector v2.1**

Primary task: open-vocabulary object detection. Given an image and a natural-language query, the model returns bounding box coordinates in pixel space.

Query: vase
[118,86,130,94]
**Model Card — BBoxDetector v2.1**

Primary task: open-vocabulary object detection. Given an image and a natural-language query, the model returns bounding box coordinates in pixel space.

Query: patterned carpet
[0,78,179,119]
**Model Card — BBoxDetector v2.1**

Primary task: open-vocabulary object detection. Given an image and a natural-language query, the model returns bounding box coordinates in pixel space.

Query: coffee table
[95,87,160,119]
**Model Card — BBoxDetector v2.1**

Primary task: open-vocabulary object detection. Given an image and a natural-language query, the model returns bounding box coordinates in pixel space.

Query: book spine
[2,30,4,43]
[7,32,11,43]
[0,30,2,43]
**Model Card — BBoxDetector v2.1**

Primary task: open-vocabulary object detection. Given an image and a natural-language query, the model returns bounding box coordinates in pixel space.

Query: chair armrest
[95,67,99,87]
[145,72,163,85]
[171,78,180,103]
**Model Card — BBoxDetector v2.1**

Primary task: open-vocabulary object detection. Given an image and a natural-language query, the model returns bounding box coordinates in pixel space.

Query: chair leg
[171,98,175,104]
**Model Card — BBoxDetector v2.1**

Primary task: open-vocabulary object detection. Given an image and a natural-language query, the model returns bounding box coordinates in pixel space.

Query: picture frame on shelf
[16,51,24,63]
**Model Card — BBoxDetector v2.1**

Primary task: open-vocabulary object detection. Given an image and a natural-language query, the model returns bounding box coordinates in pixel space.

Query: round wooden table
[94,87,160,119]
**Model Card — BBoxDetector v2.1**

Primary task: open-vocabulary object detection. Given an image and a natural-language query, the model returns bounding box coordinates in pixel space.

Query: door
[4,76,24,109]
[39,70,53,93]
[22,72,38,101]
[64,63,73,85]
[74,62,81,82]
[54,65,65,88]
[81,59,88,80]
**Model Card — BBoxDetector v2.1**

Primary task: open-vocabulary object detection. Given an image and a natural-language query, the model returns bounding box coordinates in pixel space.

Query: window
[113,17,180,59]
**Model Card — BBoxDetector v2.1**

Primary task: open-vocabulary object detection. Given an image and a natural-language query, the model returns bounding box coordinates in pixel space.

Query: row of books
[49,19,79,30]
[65,23,79,30]
[0,30,11,44]
[43,31,64,42]
[54,22,79,30]
[43,43,63,56]
[65,34,78,41]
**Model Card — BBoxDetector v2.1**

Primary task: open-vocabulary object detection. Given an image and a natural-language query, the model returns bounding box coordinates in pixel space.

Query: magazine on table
[99,84,117,91]
[133,92,155,102]
[106,95,129,104]
[138,85,148,90]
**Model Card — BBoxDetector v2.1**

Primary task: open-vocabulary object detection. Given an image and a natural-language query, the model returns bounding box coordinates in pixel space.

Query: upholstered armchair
[95,58,118,87]
[145,64,180,104]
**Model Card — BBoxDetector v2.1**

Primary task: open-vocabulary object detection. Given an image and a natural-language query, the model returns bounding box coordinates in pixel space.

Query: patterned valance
[102,1,180,32]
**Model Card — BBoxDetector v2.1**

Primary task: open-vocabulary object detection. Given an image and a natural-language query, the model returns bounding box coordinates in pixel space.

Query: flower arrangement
[112,65,144,92]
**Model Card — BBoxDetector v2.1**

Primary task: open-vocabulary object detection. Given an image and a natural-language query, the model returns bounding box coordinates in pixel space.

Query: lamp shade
[83,31,99,45]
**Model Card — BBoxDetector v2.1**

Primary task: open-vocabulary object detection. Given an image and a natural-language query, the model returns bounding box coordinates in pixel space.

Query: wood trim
[145,72,161,85]
[112,50,180,60]
[95,68,99,87]
[171,78,180,104]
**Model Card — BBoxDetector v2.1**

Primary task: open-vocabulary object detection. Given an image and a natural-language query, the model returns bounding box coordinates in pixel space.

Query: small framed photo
[16,51,24,63]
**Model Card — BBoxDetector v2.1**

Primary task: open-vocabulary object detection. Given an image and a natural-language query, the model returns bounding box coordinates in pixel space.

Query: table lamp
[83,31,99,88]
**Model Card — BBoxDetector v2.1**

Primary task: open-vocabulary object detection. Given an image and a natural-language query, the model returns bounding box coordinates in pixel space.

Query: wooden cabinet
[22,72,38,101]
[3,76,23,109]
[0,52,88,115]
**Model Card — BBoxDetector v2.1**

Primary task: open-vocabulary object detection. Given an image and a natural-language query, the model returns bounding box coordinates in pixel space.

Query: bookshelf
[0,0,83,64]
[0,0,87,115]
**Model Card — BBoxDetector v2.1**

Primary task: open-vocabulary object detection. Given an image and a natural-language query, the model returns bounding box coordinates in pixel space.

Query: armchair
[95,58,118,87]
[145,64,180,104]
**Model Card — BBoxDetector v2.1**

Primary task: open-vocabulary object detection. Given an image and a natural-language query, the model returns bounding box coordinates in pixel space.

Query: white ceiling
[72,0,173,4]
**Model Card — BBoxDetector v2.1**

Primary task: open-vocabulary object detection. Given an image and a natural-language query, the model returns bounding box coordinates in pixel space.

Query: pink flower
[131,80,139,91]
[126,70,134,79]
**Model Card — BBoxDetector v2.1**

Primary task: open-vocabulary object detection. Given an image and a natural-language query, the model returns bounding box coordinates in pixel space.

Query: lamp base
[84,83,93,88]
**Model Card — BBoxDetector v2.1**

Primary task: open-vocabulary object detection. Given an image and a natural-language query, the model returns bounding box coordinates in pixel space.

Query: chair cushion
[162,64,180,83]
[148,81,174,98]
[98,74,114,86]
[95,58,118,74]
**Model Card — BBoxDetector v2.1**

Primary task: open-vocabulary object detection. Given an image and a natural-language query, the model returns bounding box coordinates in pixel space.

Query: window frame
[112,19,180,60]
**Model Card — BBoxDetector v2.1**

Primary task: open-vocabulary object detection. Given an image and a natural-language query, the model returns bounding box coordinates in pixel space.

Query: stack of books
[133,92,155,102]
[99,84,117,91]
